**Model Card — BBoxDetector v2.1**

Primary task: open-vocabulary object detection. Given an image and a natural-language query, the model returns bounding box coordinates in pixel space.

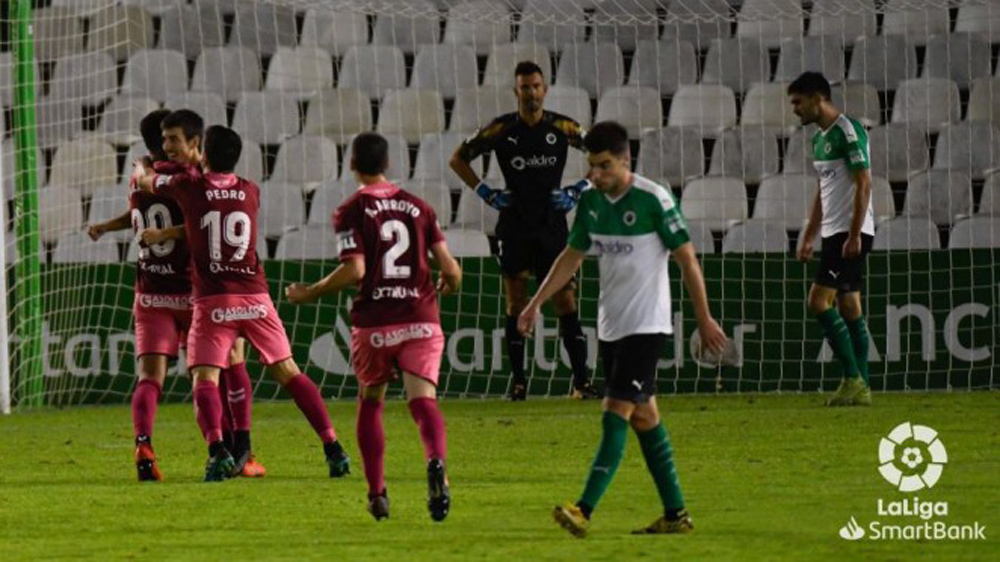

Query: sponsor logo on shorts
[369,324,436,348]
[138,294,193,310]
[210,304,269,323]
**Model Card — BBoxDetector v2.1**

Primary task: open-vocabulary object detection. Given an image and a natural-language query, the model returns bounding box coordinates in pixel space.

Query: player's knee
[807,292,833,315]
[629,403,660,431]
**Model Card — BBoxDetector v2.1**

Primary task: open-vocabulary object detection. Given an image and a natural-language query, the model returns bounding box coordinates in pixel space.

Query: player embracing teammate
[133,119,350,481]
[287,132,462,521]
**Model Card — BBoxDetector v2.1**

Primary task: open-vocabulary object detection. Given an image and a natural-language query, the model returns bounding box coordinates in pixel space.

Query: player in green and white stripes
[518,121,728,537]
[789,72,874,407]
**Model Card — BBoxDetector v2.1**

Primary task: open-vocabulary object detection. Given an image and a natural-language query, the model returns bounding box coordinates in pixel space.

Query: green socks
[845,316,870,386]
[817,308,861,380]
[578,411,629,515]
[637,422,685,512]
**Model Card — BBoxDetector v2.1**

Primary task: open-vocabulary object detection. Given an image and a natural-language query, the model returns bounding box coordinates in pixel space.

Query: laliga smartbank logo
[837,422,986,542]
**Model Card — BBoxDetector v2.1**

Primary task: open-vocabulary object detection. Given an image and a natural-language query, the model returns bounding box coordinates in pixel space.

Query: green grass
[1,392,998,560]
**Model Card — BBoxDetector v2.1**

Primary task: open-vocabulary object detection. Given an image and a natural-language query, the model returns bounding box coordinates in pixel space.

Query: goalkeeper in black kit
[450,60,598,401]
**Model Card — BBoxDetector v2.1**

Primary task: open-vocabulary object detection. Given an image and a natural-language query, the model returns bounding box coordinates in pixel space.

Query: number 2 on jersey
[201,210,252,261]
[381,219,411,279]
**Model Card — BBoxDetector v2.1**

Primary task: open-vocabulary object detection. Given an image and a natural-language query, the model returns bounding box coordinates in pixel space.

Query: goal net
[2,0,998,410]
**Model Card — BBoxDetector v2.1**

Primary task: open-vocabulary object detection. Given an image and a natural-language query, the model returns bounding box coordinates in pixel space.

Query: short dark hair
[514,60,544,80]
[583,121,629,157]
[787,72,832,100]
[161,109,205,144]
[351,132,389,175]
[204,125,242,173]
[140,109,171,160]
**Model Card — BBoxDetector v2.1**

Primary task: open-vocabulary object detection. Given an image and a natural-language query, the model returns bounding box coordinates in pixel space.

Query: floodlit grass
[0,392,997,560]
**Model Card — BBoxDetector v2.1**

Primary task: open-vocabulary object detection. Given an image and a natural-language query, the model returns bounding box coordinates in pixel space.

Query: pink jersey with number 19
[334,181,446,329]
[152,168,268,298]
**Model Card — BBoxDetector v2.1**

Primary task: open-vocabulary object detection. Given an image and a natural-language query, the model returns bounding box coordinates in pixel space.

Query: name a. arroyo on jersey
[364,199,422,218]
[510,155,558,170]
[372,286,421,300]
[369,324,435,348]
[593,240,634,255]
[140,262,177,275]
[209,262,256,275]
[138,294,193,310]
[210,304,268,323]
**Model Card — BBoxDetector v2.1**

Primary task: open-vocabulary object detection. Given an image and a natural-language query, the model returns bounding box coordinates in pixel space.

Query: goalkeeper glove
[475,181,510,210]
[550,179,592,212]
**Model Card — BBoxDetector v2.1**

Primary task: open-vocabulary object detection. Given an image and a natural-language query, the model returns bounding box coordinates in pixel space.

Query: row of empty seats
[13,213,1000,267]
[9,31,1000,111]
[26,1,1000,62]
[21,166,1000,253]
[9,115,1000,201]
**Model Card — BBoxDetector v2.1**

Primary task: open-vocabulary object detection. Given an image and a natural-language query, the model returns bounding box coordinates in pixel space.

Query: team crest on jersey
[545,132,557,145]
[622,210,637,226]
[824,143,832,154]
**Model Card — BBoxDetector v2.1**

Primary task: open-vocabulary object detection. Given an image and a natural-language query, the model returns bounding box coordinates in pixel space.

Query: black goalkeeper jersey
[457,110,585,240]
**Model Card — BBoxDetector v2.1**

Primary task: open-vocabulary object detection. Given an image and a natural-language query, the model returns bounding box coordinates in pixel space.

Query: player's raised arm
[86,210,131,240]
[430,241,462,295]
[517,246,586,336]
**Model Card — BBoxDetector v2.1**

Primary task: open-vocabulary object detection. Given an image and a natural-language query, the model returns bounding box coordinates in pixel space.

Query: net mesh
[2,0,998,408]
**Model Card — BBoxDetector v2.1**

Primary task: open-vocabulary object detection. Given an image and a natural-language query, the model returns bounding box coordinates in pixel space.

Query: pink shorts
[187,293,292,369]
[133,293,193,358]
[350,323,445,388]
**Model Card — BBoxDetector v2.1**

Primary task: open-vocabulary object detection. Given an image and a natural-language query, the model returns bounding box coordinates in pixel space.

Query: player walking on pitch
[789,72,874,407]
[86,110,263,480]
[450,60,598,401]
[133,122,350,481]
[287,133,462,522]
[518,122,727,537]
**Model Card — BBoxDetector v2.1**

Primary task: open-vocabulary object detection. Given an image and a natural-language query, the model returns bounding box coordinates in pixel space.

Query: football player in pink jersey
[87,110,263,480]
[133,121,350,481]
[287,132,462,521]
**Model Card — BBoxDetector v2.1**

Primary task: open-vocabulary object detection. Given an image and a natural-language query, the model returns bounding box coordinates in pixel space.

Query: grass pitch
[1,392,997,560]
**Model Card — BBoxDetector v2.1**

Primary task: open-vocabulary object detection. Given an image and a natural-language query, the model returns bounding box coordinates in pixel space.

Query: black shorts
[815,232,874,293]
[496,231,568,279]
[599,333,668,404]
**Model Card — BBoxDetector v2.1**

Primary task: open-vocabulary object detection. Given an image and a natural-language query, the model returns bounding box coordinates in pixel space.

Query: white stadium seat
[873,217,940,250]
[555,42,625,99]
[595,86,662,140]
[868,124,929,183]
[264,47,335,101]
[39,186,84,244]
[377,89,446,145]
[444,229,491,257]
[191,47,262,103]
[949,217,1000,249]
[708,127,780,185]
[258,182,306,238]
[443,0,513,56]
[752,174,817,229]
[667,85,737,136]
[450,86,518,134]
[722,219,789,254]
[274,226,340,260]
[99,95,160,147]
[271,136,340,191]
[736,0,804,49]
[48,138,118,197]
[636,127,704,188]
[232,92,301,145]
[903,170,973,227]
[628,39,698,96]
[339,45,407,100]
[411,44,480,100]
[302,89,373,144]
[680,177,748,231]
[300,9,369,56]
[891,79,961,133]
[372,0,441,54]
[121,49,189,103]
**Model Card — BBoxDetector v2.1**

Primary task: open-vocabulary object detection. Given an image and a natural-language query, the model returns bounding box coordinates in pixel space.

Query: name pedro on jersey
[206,189,247,201]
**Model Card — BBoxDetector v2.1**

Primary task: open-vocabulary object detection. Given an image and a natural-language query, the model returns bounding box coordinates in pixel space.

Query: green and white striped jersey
[811,114,875,238]
[568,174,690,341]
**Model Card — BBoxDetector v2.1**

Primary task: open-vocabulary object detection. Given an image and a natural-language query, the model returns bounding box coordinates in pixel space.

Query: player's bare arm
[843,168,871,259]
[517,246,586,336]
[131,160,156,193]
[86,211,131,240]
[798,184,823,262]
[449,147,481,190]
[430,241,462,295]
[285,255,365,304]
[141,225,185,246]
[673,242,728,354]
